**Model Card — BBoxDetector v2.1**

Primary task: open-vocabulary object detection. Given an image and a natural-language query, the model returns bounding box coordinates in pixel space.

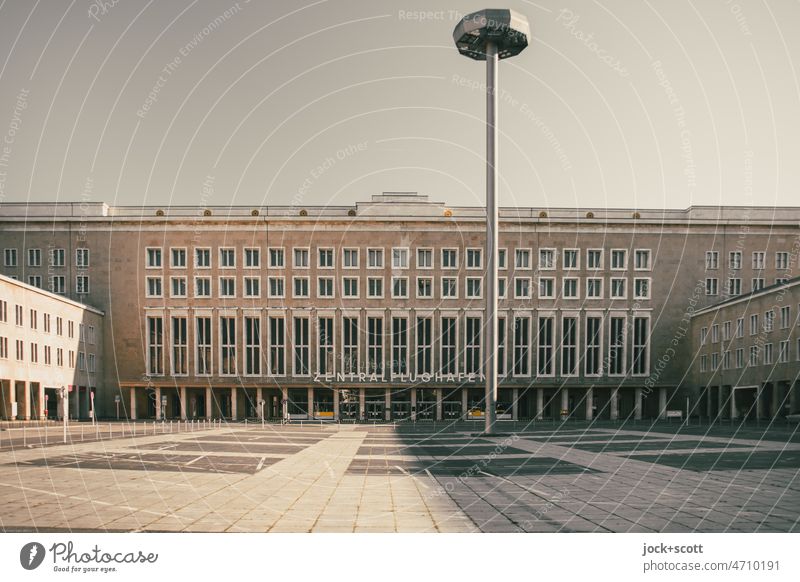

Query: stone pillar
[130,387,137,420]
[21,381,30,420]
[385,388,392,421]
[585,387,594,421]
[231,387,238,421]
[359,387,365,421]
[790,380,798,415]
[410,388,417,421]
[536,388,544,420]
[512,388,519,421]
[731,386,738,420]
[256,388,263,419]
[635,387,643,420]
[658,387,667,419]
[333,388,340,420]
[205,387,213,420]
[560,388,569,419]
[435,388,442,421]
[718,385,726,419]
[179,387,187,420]
[756,384,766,420]
[706,386,713,419]
[155,386,162,420]
[60,389,69,422]
[281,387,288,420]
[610,387,619,421]
[37,384,45,420]
[771,382,782,418]
[461,388,468,417]
[72,385,80,419]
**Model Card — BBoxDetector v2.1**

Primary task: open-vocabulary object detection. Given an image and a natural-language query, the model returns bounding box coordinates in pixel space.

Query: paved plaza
[0,420,798,532]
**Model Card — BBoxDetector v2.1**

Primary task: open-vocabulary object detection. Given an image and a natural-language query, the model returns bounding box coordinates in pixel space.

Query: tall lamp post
[453,9,529,435]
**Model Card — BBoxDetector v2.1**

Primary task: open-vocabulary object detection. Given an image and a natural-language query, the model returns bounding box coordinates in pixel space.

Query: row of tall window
[145,313,650,379]
[0,338,94,371]
[0,299,93,341]
[142,246,653,272]
[699,339,799,371]
[705,277,789,296]
[144,274,653,300]
[2,248,89,268]
[700,305,795,345]
[705,251,791,271]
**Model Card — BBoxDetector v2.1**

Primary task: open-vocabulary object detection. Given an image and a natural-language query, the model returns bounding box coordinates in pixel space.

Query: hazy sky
[0,0,798,210]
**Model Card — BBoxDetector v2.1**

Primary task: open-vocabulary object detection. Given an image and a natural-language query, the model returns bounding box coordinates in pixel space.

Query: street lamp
[453,9,529,435]
[60,385,68,444]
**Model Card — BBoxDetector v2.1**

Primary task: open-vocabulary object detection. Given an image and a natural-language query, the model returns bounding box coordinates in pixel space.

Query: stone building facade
[1,193,798,421]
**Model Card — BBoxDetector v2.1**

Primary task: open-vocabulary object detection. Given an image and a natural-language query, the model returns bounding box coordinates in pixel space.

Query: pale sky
[0,0,798,210]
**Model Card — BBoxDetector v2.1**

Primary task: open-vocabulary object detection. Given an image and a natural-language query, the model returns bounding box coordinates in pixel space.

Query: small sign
[665,410,682,418]
[115,395,121,403]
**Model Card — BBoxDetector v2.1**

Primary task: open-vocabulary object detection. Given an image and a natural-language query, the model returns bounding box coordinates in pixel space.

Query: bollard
[23,425,26,447]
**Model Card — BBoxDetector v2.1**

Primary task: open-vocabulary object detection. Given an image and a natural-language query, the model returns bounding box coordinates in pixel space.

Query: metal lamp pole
[454,9,530,435]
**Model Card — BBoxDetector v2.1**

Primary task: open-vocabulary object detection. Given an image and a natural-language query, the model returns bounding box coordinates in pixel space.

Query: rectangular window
[171,276,187,298]
[367,316,383,375]
[219,248,235,268]
[318,277,334,298]
[392,248,409,269]
[269,248,284,268]
[367,248,383,268]
[585,316,602,376]
[195,248,210,268]
[294,248,310,268]
[244,276,261,298]
[749,345,758,366]
[722,321,732,341]
[416,317,432,375]
[711,324,719,343]
[4,248,17,267]
[367,277,383,298]
[220,316,236,375]
[752,251,765,270]
[610,249,627,270]
[147,316,164,375]
[610,278,626,299]
[49,276,66,295]
[268,277,285,298]
[293,276,309,298]
[440,316,457,374]
[780,306,790,329]
[727,278,741,296]
[293,317,309,376]
[391,317,409,377]
[442,277,458,299]
[514,277,530,298]
[779,340,789,363]
[764,343,773,365]
[609,316,626,376]
[75,248,89,268]
[499,277,506,299]
[776,251,789,270]
[171,248,186,268]
[343,277,359,298]
[392,277,408,298]
[318,248,334,269]
[705,278,718,296]
[244,247,260,268]
[23,275,37,288]
[28,248,42,267]
[318,317,334,376]
[498,317,506,376]
[587,277,602,298]
[634,249,651,270]
[194,277,211,297]
[417,248,433,269]
[417,277,433,298]
[514,315,532,376]
[538,277,554,298]
[146,276,162,297]
[634,278,650,299]
[537,316,554,376]
[563,249,579,269]
[736,318,744,338]
[464,317,482,374]
[343,316,359,374]
[196,317,212,375]
[729,251,742,270]
[245,316,261,376]
[750,314,759,335]
[76,275,90,295]
[343,248,359,269]
[442,248,458,269]
[632,316,649,375]
[269,317,285,375]
[466,248,482,269]
[735,348,744,369]
[146,248,162,268]
[752,278,765,292]
[561,316,578,376]
[171,317,188,375]
[764,310,775,332]
[466,277,482,298]
[705,251,719,270]
[50,248,65,267]
[498,248,507,269]
[587,249,602,269]
[562,277,578,299]
[219,277,236,297]
[539,248,556,270]
[515,248,531,269]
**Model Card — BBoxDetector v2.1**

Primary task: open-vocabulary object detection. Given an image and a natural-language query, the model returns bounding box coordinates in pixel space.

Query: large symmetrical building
[0,193,798,422]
